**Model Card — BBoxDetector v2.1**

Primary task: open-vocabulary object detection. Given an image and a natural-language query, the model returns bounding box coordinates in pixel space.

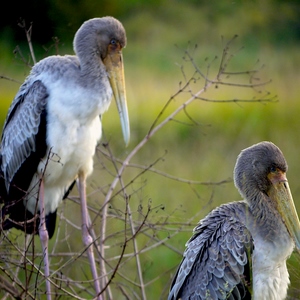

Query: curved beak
[268,172,300,251]
[104,50,130,146]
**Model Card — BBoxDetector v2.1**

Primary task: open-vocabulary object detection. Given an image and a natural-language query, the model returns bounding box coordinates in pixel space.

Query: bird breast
[251,230,294,300]
[25,111,102,215]
[24,56,112,215]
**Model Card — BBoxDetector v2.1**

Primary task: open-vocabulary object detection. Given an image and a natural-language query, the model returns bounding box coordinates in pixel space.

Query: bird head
[74,17,130,146]
[234,141,300,251]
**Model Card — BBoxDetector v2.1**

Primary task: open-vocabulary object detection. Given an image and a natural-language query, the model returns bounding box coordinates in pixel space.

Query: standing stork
[169,142,300,300]
[0,16,129,299]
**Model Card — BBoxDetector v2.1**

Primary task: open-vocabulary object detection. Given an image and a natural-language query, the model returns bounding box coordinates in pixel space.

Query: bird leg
[38,178,52,300]
[77,173,102,299]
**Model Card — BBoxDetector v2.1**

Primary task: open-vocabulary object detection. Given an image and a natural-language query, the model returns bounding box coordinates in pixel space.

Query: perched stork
[169,142,300,300]
[0,16,129,299]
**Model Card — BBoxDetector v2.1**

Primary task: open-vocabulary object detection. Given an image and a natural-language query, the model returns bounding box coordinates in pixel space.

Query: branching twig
[18,19,36,65]
[0,75,22,84]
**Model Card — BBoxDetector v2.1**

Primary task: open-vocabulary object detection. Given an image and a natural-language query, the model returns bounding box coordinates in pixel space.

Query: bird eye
[270,166,277,173]
[110,38,117,45]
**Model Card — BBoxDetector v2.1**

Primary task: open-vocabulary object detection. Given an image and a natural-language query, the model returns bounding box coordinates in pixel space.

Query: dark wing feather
[168,201,253,300]
[0,79,49,235]
[1,80,48,190]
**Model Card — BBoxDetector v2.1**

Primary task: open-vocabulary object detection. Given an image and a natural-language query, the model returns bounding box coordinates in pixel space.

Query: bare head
[74,16,126,61]
[234,141,300,250]
[234,141,287,200]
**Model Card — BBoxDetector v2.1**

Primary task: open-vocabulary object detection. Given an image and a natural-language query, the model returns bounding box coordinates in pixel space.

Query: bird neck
[247,192,291,245]
[80,53,105,78]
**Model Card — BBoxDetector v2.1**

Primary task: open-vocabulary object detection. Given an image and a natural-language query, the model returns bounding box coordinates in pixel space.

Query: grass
[1,2,300,299]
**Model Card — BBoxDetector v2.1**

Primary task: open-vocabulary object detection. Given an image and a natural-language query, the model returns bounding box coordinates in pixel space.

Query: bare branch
[18,19,36,65]
[0,75,22,84]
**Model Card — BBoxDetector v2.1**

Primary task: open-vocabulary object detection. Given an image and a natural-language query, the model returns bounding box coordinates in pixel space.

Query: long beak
[104,51,130,146]
[268,175,300,251]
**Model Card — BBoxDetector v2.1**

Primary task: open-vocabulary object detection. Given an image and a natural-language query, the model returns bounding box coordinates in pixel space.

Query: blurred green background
[1,0,300,299]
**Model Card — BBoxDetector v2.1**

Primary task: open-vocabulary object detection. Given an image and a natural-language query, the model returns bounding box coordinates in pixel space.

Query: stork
[0,16,129,299]
[169,141,300,300]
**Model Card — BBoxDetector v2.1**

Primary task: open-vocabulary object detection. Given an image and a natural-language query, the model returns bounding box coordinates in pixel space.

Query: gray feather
[0,80,48,191]
[168,201,252,300]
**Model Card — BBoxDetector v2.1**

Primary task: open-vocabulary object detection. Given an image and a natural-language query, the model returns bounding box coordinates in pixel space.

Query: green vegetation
[1,1,300,299]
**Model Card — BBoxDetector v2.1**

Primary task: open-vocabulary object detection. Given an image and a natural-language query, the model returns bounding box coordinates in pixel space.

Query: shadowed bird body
[169,142,300,300]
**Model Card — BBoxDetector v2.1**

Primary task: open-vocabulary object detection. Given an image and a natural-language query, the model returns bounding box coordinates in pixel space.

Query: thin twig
[18,19,36,65]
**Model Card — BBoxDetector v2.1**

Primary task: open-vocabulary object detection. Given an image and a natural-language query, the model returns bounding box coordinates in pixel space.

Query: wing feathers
[1,80,48,191]
[168,202,253,300]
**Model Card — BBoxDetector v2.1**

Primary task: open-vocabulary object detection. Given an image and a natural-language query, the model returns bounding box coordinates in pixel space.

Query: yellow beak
[268,174,300,250]
[104,51,130,146]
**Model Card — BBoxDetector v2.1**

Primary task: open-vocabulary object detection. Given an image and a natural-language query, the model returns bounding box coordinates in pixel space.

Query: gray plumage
[1,80,48,191]
[169,141,300,300]
[169,201,252,300]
